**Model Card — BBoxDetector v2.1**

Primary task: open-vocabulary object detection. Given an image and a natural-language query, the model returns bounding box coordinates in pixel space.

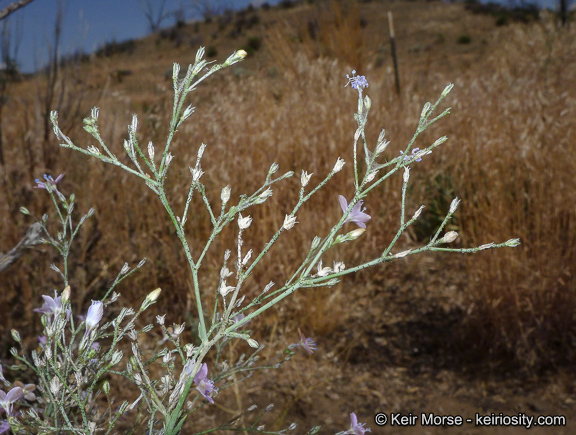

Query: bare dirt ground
[208,254,576,434]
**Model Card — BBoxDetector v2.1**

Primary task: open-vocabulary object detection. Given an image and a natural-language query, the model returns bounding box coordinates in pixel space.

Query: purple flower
[194,363,217,404]
[0,420,10,434]
[33,173,64,191]
[345,70,369,91]
[339,195,371,229]
[13,382,36,402]
[34,291,67,325]
[298,329,317,355]
[399,148,422,163]
[0,387,23,416]
[288,329,317,355]
[349,412,371,434]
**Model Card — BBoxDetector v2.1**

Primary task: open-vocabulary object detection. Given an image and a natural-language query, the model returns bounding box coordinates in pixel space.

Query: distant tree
[0,14,23,165]
[0,0,36,21]
[140,0,172,32]
[188,0,234,20]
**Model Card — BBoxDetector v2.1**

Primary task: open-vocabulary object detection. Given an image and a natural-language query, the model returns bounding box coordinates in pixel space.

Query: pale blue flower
[33,173,64,191]
[194,363,217,404]
[34,291,69,325]
[348,412,371,434]
[399,148,422,163]
[0,420,10,434]
[85,300,104,332]
[298,328,317,355]
[0,387,23,416]
[339,195,371,229]
[345,70,369,90]
[289,329,317,355]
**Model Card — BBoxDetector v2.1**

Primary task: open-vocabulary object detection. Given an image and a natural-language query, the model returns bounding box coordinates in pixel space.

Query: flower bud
[247,338,259,348]
[61,285,71,304]
[449,198,461,214]
[504,238,521,247]
[11,330,21,343]
[347,228,366,241]
[269,163,279,175]
[221,185,231,204]
[441,83,454,98]
[395,249,411,258]
[146,288,162,303]
[412,205,425,220]
[441,231,458,244]
[110,350,123,366]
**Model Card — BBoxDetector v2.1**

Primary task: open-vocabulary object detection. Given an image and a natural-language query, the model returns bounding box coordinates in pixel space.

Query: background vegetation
[0,0,575,432]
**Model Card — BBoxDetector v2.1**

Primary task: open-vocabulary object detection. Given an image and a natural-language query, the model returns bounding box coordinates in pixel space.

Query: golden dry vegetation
[0,0,575,432]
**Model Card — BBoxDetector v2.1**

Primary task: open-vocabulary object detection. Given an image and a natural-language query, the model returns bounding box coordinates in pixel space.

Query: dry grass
[0,0,575,431]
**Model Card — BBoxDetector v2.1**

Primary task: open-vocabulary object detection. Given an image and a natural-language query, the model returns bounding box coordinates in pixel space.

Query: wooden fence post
[388,11,401,95]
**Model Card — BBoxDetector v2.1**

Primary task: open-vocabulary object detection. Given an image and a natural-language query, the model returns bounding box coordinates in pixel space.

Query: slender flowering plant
[4,46,520,434]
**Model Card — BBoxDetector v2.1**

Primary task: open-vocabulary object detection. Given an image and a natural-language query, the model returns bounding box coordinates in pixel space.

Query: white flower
[333,261,345,273]
[173,323,185,336]
[259,188,273,199]
[333,157,345,173]
[316,260,332,277]
[283,214,298,230]
[238,214,252,230]
[301,171,312,187]
[375,139,389,155]
[220,281,235,297]
[220,266,233,279]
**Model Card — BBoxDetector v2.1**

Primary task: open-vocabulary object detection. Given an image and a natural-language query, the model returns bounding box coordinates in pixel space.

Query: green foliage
[457,35,472,44]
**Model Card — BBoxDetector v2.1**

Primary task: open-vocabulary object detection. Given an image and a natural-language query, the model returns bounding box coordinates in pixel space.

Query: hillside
[1,0,575,433]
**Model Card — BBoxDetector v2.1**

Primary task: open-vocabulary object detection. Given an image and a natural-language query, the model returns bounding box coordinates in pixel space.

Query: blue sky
[2,0,280,73]
[0,0,567,73]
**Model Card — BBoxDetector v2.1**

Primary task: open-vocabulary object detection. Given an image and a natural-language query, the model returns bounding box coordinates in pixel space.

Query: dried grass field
[0,0,575,432]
